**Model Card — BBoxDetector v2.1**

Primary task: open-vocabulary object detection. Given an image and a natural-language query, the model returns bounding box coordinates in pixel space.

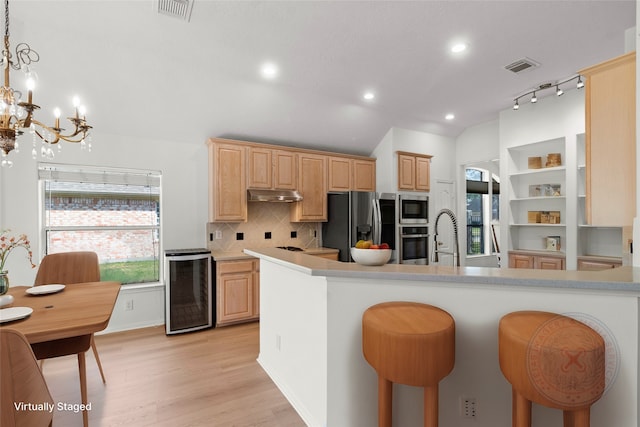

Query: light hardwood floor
[41,322,305,427]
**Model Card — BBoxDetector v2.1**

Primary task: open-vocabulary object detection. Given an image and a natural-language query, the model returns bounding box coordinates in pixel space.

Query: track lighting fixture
[512,74,583,111]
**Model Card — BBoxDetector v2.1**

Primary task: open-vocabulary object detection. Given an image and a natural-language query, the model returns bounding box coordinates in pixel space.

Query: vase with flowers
[0,229,36,307]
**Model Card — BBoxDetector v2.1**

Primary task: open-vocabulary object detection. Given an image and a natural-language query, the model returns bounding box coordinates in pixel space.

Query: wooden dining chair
[34,251,107,384]
[1,328,54,427]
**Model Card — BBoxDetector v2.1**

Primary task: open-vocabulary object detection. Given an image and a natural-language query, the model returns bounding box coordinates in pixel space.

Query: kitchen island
[245,248,640,427]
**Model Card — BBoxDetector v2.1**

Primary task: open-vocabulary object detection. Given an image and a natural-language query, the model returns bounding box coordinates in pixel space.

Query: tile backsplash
[207,203,320,252]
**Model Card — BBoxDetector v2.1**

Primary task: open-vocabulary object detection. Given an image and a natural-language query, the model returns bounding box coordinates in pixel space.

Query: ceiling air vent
[157,0,194,22]
[504,57,540,74]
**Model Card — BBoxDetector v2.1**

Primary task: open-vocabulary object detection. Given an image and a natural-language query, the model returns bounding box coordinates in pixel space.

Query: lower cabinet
[577,257,622,271]
[508,251,565,270]
[216,259,259,326]
[311,252,339,261]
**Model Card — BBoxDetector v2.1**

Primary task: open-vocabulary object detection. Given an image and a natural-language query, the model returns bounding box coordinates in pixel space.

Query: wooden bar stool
[498,311,606,427]
[362,302,455,427]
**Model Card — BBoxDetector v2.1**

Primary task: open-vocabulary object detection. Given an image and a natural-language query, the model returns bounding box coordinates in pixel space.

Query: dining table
[0,281,121,427]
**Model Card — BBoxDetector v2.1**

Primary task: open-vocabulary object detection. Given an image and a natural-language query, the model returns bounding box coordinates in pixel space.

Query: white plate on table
[0,306,33,323]
[26,284,66,295]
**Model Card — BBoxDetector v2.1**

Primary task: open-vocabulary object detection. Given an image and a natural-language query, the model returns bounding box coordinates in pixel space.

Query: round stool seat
[363,302,455,387]
[499,311,605,412]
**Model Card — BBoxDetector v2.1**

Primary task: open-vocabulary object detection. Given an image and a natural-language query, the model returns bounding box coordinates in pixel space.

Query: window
[39,164,162,285]
[466,167,499,256]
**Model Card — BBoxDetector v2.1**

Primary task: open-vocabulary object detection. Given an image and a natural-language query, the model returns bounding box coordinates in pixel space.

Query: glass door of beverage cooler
[164,249,212,335]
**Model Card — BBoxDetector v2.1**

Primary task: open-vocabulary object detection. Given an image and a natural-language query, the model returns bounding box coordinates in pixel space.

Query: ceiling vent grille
[504,58,540,74]
[157,0,194,22]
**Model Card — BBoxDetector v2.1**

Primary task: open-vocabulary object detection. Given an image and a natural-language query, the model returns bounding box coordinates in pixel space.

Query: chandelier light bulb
[78,105,87,117]
[72,96,81,108]
[53,108,61,119]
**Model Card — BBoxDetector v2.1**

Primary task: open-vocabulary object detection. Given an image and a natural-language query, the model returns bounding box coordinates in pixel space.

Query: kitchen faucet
[432,209,460,267]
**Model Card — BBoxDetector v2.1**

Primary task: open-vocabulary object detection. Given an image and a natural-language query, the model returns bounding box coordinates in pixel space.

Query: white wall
[0,131,209,332]
[455,119,500,267]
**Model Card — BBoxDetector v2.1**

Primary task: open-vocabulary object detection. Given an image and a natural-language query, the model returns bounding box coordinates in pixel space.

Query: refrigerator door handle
[372,199,382,244]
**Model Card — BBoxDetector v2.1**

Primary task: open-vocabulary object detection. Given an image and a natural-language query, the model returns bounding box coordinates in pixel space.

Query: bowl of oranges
[350,240,391,266]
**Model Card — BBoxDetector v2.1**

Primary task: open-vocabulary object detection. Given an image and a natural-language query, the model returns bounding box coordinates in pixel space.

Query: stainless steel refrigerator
[322,192,396,263]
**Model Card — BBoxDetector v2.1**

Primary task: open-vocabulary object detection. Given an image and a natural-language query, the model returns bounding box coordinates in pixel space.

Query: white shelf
[510,196,566,202]
[510,223,565,227]
[508,166,566,177]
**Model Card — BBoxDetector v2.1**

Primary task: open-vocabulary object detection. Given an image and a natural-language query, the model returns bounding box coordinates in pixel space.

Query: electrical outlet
[309,229,315,237]
[125,300,134,311]
[460,396,476,418]
[215,230,222,239]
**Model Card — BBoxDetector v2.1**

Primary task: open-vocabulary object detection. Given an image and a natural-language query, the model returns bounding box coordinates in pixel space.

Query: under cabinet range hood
[247,189,303,203]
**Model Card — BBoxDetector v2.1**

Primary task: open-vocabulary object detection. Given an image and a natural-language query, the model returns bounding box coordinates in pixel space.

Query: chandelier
[0,0,91,167]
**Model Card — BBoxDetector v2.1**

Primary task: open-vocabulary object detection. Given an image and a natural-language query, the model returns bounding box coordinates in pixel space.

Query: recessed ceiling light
[445,113,455,120]
[363,92,375,101]
[260,62,278,79]
[451,43,467,53]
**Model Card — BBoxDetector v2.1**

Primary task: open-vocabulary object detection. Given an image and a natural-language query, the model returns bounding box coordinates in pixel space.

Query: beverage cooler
[164,248,213,335]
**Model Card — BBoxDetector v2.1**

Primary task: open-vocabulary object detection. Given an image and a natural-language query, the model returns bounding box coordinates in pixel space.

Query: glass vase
[0,271,8,295]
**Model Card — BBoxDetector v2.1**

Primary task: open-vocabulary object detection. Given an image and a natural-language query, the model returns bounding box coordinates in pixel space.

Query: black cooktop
[276,246,304,252]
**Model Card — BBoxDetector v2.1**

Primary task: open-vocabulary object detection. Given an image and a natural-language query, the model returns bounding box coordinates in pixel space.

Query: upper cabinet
[397,151,432,192]
[580,51,636,226]
[208,138,376,223]
[247,147,297,190]
[352,158,376,192]
[208,141,247,222]
[290,153,328,222]
[328,157,376,192]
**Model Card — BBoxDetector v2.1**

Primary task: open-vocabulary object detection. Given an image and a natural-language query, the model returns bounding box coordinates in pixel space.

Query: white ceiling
[10,1,636,156]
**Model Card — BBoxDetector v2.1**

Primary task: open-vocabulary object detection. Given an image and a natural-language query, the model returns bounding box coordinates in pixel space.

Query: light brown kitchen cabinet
[535,256,564,270]
[397,151,432,192]
[312,252,339,261]
[352,158,376,191]
[328,156,376,192]
[208,141,247,222]
[247,147,297,190]
[580,51,636,226]
[577,257,622,271]
[328,156,351,192]
[508,253,534,269]
[291,153,327,222]
[508,251,565,270]
[216,259,259,326]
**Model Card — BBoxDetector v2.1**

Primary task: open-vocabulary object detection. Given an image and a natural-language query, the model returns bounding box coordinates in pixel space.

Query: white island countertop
[244,247,640,293]
[247,247,640,427]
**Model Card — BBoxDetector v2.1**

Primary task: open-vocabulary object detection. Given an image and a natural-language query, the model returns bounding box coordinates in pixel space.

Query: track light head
[513,100,519,110]
[531,92,537,103]
[576,77,584,89]
[556,86,564,96]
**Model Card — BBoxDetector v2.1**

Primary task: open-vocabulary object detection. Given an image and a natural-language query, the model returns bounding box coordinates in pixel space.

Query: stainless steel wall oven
[399,226,429,265]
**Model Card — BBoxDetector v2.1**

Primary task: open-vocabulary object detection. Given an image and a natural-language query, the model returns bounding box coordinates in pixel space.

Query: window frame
[38,163,163,286]
[465,167,500,257]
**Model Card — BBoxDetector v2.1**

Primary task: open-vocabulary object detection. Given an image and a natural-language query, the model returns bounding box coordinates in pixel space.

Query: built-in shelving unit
[507,137,567,259]
[505,132,624,270]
